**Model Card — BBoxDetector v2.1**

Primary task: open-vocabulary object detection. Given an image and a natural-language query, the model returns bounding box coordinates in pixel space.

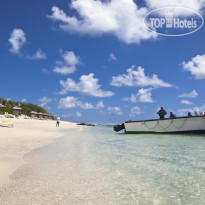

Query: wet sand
[0,118,77,187]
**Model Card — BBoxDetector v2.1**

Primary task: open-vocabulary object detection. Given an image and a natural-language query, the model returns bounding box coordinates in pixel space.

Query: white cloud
[178,90,198,98]
[9,29,27,54]
[129,106,143,117]
[145,0,205,12]
[27,49,47,60]
[62,112,82,118]
[42,68,50,74]
[107,106,123,115]
[62,113,72,118]
[122,88,155,103]
[39,97,55,107]
[53,50,80,75]
[62,50,80,66]
[96,101,104,109]
[48,0,157,44]
[54,66,76,75]
[76,111,82,117]
[59,73,115,97]
[21,99,27,103]
[177,104,205,116]
[111,65,173,88]
[58,96,104,110]
[108,53,117,62]
[180,100,193,105]
[8,28,47,59]
[58,96,79,109]
[182,54,205,79]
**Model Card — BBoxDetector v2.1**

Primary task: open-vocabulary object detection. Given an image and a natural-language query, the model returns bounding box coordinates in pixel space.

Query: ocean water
[1,126,205,205]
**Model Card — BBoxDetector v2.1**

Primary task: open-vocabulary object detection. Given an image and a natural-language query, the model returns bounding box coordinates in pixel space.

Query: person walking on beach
[56,117,60,127]
[157,107,167,119]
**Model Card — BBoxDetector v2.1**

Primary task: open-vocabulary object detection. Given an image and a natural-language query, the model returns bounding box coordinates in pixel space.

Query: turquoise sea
[1,125,205,205]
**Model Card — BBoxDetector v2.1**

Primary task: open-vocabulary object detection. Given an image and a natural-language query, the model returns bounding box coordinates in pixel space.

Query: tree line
[0,98,50,116]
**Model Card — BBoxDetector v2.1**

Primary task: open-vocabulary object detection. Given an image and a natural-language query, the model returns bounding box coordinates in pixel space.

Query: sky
[1,0,205,124]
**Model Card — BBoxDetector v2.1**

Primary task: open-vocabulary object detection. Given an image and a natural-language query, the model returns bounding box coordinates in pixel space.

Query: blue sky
[1,0,205,123]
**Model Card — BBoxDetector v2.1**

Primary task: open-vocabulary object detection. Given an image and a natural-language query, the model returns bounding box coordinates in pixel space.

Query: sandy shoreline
[0,118,77,187]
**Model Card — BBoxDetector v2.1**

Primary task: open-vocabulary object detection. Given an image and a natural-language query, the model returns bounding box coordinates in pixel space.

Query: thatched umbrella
[30,111,37,118]
[12,106,22,115]
[0,103,5,109]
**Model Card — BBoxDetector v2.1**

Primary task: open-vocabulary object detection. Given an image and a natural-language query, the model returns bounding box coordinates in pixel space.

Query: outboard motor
[113,123,125,132]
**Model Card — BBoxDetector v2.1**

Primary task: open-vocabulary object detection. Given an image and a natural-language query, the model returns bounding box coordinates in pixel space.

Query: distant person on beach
[157,107,167,119]
[56,117,60,127]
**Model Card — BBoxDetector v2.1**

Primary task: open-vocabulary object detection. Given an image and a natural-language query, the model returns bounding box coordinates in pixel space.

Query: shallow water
[0,126,205,205]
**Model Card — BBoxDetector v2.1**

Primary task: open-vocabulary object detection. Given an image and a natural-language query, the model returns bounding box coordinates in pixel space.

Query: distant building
[37,112,44,119]
[42,113,49,120]
[30,111,51,119]
[30,111,37,118]
[12,106,22,115]
[0,103,5,109]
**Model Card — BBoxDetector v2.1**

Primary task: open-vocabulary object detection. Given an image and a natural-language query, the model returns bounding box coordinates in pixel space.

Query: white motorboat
[114,116,205,134]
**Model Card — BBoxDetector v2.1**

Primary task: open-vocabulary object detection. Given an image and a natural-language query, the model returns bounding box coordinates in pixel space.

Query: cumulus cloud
[27,49,47,60]
[122,88,155,103]
[8,28,47,59]
[9,29,27,54]
[180,100,193,105]
[76,111,82,117]
[108,53,118,62]
[145,0,205,12]
[39,97,55,107]
[59,73,115,97]
[111,65,173,88]
[107,106,123,115]
[48,0,157,44]
[58,96,104,109]
[42,68,50,74]
[129,106,143,117]
[53,50,80,75]
[178,90,198,98]
[96,101,104,109]
[182,54,205,79]
[21,99,27,103]
[177,104,205,116]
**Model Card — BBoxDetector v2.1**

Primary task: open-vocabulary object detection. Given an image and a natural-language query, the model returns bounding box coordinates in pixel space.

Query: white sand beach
[0,119,205,205]
[0,118,77,187]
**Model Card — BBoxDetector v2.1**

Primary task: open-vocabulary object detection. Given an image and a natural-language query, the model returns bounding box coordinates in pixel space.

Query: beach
[0,118,77,187]
[0,123,205,204]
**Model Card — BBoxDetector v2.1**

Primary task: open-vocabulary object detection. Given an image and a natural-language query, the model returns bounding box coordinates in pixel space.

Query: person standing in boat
[157,107,167,119]
[169,112,176,119]
[188,112,192,117]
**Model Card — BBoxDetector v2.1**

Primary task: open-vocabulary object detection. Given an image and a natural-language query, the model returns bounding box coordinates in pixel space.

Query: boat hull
[124,116,205,134]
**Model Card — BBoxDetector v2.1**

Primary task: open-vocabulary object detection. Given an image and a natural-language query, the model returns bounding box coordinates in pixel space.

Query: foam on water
[0,126,205,205]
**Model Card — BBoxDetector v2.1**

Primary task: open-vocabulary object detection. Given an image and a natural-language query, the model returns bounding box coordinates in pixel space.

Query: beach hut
[12,106,22,115]
[0,103,5,109]
[42,113,47,119]
[43,113,50,120]
[30,111,37,118]
[37,112,44,119]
